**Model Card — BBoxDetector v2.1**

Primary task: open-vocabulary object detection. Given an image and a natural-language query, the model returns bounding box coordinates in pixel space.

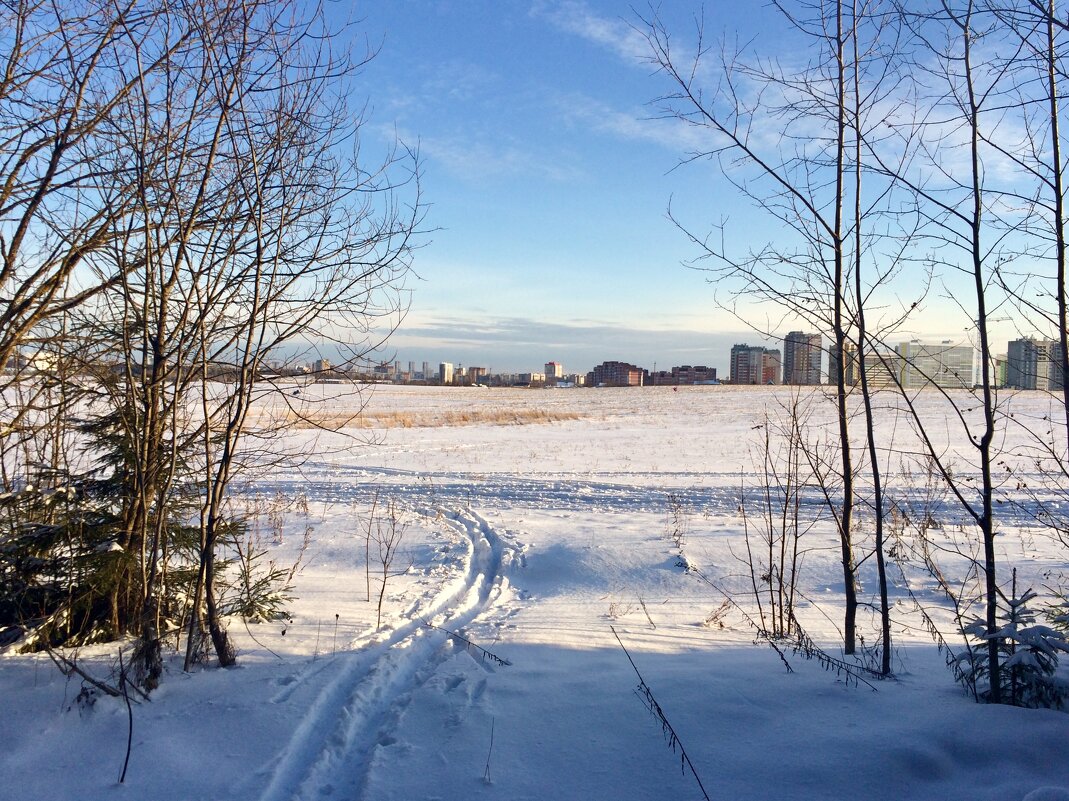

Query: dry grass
[271,407,584,431]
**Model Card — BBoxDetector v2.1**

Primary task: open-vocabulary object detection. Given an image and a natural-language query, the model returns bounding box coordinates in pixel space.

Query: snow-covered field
[3,384,1069,801]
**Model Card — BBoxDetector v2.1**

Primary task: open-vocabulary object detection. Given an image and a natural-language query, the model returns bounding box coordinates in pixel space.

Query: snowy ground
[3,384,1069,801]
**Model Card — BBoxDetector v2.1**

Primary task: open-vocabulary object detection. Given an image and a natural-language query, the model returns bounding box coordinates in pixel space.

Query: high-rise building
[544,361,563,387]
[828,341,903,389]
[992,353,1009,388]
[863,350,903,389]
[439,362,454,384]
[1007,338,1038,389]
[827,341,858,385]
[1051,341,1066,391]
[762,349,782,384]
[1007,338,1058,390]
[730,344,781,384]
[898,341,975,389]
[783,331,823,385]
[730,345,763,384]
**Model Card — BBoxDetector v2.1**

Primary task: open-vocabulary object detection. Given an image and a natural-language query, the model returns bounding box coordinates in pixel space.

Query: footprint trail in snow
[255,506,515,801]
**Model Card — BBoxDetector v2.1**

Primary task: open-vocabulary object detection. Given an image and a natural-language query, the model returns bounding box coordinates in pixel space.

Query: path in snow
[255,506,516,801]
[254,462,1066,528]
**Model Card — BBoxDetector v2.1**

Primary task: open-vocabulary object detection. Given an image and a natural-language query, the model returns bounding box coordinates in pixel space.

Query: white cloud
[421,59,500,102]
[552,91,714,153]
[417,133,583,183]
[532,0,651,64]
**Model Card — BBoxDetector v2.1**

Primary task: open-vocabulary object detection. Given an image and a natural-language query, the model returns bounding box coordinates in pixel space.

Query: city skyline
[353,331,1063,391]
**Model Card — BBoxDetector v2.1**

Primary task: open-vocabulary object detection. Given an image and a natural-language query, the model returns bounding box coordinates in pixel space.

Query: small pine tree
[957,573,1069,708]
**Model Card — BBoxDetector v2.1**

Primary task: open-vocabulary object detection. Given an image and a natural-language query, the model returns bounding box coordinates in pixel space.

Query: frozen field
[2,384,1068,801]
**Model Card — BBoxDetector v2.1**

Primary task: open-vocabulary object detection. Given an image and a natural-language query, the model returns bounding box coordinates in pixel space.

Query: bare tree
[0,0,206,401]
[639,0,915,657]
[741,392,823,638]
[864,0,1025,701]
[0,0,421,684]
[848,0,895,676]
[372,499,408,631]
[0,0,214,655]
[969,1,1069,556]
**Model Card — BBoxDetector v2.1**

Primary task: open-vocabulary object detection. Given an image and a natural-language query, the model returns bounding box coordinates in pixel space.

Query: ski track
[255,505,512,801]
[249,457,1064,799]
[250,463,1067,527]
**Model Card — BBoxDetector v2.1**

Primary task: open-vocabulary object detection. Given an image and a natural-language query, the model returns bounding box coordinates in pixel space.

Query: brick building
[586,361,647,387]
[648,365,718,385]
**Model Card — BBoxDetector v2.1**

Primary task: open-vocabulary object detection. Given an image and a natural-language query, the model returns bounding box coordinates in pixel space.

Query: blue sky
[340,1,774,374]
[344,1,1000,375]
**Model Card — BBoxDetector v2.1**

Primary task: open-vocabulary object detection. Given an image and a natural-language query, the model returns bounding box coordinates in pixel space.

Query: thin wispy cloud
[552,91,713,153]
[532,0,651,65]
[414,133,582,183]
[533,4,806,159]
[374,54,585,184]
[419,59,501,103]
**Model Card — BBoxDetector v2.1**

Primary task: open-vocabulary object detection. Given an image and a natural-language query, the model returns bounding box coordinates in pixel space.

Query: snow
[2,384,1068,801]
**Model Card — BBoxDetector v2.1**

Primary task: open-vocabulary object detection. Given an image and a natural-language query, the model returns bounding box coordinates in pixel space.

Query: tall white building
[439,362,454,385]
[544,361,563,387]
[898,341,975,389]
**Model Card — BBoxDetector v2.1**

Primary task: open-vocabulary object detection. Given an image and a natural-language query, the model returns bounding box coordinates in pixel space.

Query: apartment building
[1006,338,1062,390]
[783,331,823,385]
[730,344,781,384]
[586,361,647,387]
[827,342,906,389]
[827,341,857,385]
[899,340,975,389]
[648,365,718,385]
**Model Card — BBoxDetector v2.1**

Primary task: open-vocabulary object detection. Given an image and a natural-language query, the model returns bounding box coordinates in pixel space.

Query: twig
[752,627,795,674]
[786,614,881,691]
[242,617,283,660]
[483,717,495,784]
[684,564,793,673]
[639,598,657,629]
[421,620,511,666]
[45,646,150,702]
[892,560,978,699]
[365,490,379,603]
[611,626,711,801]
[118,650,133,784]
